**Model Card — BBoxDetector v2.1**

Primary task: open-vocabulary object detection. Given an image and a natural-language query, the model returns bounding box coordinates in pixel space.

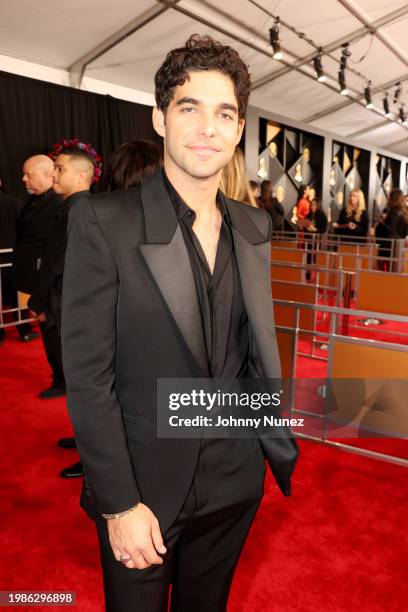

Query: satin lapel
[225,198,281,379]
[138,174,209,376]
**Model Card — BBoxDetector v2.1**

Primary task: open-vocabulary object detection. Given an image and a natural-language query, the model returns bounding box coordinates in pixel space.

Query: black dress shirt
[163,171,249,379]
[163,173,263,510]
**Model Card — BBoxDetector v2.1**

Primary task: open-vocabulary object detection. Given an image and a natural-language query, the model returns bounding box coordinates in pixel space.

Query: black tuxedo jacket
[61,172,298,532]
[28,192,86,323]
[12,189,62,293]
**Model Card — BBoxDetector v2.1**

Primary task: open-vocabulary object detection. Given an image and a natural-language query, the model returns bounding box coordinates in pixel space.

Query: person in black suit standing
[12,155,64,396]
[27,148,93,478]
[0,178,36,344]
[27,149,93,329]
[62,35,298,612]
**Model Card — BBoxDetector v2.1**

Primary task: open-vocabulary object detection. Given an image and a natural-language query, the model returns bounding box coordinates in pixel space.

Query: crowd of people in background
[247,178,408,246]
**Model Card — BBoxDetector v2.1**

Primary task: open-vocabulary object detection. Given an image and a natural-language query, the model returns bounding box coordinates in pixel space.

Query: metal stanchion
[341,271,354,335]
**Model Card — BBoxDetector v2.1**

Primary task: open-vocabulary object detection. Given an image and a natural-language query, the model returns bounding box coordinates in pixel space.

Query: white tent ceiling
[1,0,408,157]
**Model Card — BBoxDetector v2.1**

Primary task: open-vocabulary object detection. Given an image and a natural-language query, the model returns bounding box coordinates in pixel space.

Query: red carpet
[1,327,407,611]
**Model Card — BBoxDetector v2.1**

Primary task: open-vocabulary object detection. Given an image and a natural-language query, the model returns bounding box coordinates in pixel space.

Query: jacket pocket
[122,411,150,444]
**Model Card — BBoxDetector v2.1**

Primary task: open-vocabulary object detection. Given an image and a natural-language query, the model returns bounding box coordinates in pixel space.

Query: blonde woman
[220,147,257,207]
[333,188,369,240]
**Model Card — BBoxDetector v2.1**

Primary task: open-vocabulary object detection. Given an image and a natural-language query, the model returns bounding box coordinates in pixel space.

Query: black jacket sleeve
[61,195,141,515]
[27,214,63,314]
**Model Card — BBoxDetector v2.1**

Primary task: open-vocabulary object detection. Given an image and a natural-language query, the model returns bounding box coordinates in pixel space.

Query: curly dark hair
[154,34,251,119]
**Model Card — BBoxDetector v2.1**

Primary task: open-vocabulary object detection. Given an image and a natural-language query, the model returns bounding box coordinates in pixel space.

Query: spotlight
[313,50,326,82]
[364,82,373,109]
[383,93,392,117]
[338,69,348,95]
[338,43,350,95]
[340,43,351,70]
[272,42,283,60]
[269,18,283,60]
[394,82,402,104]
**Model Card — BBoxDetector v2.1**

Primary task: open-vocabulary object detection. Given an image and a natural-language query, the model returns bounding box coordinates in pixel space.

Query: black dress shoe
[57,437,76,449]
[39,386,66,399]
[60,461,84,479]
[21,331,39,342]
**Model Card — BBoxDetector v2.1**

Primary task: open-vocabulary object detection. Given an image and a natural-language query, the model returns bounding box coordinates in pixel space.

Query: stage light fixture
[339,43,351,70]
[338,44,350,95]
[383,93,392,117]
[313,51,326,82]
[394,82,402,104]
[269,18,283,60]
[364,82,373,109]
[338,69,348,95]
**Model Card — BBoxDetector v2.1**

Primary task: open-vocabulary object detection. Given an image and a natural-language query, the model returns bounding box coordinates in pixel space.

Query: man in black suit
[27,148,93,478]
[0,178,36,344]
[62,35,298,612]
[12,155,64,396]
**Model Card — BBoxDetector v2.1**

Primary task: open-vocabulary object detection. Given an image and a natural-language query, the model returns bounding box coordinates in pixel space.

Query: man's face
[153,70,244,181]
[53,155,80,198]
[22,160,51,195]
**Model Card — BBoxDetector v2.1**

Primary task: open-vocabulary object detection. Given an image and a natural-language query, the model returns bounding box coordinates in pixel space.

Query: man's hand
[29,310,46,322]
[107,503,167,569]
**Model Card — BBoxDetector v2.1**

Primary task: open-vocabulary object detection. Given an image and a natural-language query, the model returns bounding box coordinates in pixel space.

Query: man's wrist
[102,503,140,520]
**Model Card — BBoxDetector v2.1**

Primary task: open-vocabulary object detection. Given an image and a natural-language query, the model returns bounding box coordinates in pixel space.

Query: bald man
[13,155,65,397]
[28,148,94,479]
[22,155,55,196]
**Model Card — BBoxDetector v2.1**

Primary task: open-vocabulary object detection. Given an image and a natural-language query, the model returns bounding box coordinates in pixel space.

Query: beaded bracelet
[102,503,139,520]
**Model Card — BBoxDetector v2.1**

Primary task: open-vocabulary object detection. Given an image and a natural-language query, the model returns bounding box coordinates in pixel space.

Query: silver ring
[120,555,131,563]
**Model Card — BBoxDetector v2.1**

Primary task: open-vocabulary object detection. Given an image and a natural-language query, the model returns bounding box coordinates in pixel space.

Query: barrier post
[342,271,354,335]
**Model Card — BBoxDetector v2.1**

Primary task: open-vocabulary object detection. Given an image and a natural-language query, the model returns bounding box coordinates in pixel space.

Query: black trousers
[95,438,265,612]
[39,319,65,388]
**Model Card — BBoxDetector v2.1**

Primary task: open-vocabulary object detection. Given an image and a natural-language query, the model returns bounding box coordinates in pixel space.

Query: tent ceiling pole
[68,1,181,88]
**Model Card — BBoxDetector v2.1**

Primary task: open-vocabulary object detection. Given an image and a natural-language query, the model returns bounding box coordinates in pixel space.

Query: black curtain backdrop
[0,70,162,198]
